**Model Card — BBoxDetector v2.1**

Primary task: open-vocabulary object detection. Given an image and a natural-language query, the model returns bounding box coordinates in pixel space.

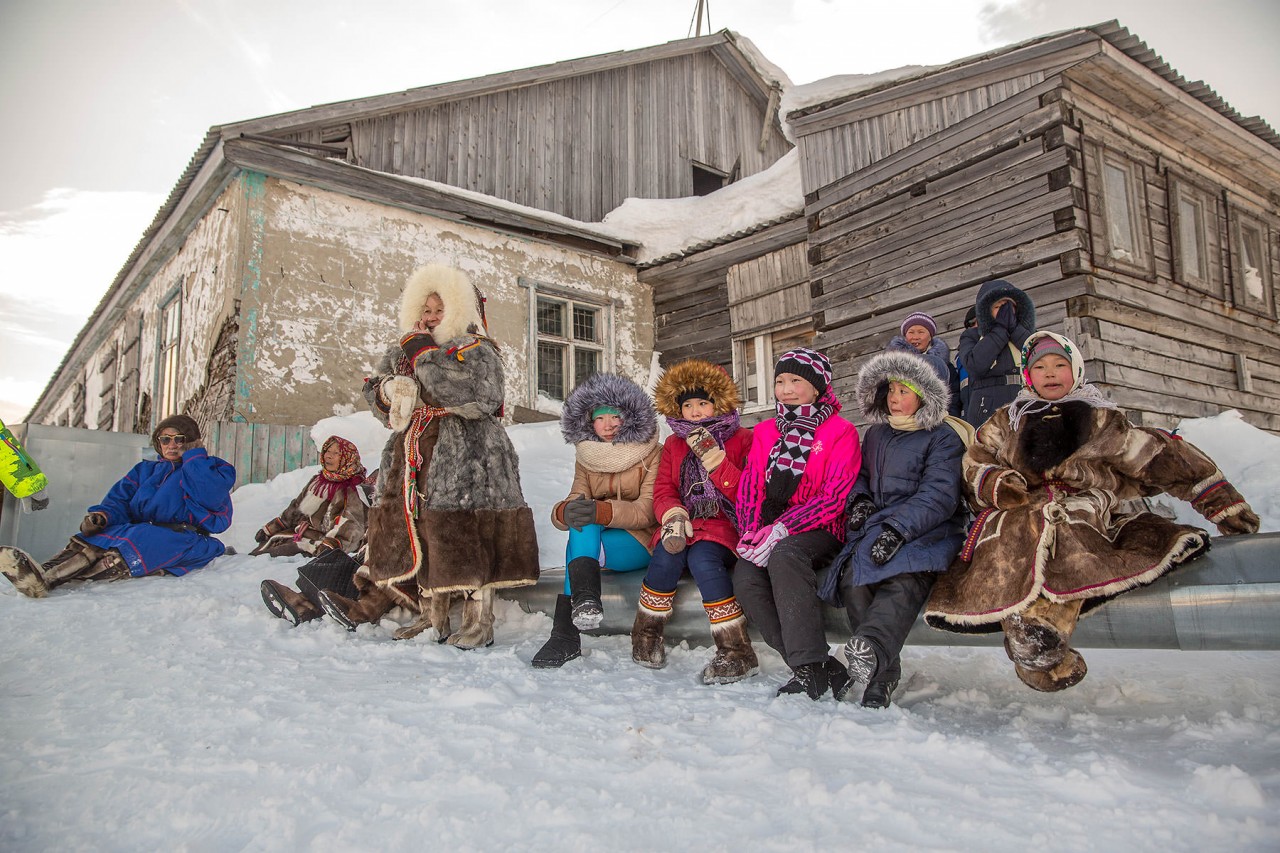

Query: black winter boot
[532,594,582,668]
[777,662,830,700]
[566,557,604,631]
[860,679,900,709]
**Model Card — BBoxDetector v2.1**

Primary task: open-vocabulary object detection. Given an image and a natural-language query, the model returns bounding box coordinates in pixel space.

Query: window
[1088,145,1153,275]
[523,280,612,402]
[691,160,728,197]
[1168,174,1223,296]
[734,324,815,411]
[1229,207,1276,317]
[157,293,182,419]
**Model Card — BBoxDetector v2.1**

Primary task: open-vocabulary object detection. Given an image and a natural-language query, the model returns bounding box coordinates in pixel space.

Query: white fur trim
[398,265,484,343]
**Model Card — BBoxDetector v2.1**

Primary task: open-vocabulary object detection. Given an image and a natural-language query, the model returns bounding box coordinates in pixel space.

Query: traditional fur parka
[251,436,369,557]
[926,331,1259,631]
[360,265,539,606]
[551,372,661,550]
[651,359,753,552]
[821,350,969,600]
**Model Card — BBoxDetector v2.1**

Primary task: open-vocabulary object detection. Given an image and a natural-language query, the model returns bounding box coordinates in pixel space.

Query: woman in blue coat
[820,351,971,708]
[0,415,235,597]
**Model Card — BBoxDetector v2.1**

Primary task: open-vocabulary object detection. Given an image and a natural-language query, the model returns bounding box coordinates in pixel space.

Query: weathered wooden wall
[284,51,791,223]
[206,421,319,488]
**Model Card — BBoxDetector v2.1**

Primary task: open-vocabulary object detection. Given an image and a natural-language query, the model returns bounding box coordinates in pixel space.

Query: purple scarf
[666,411,740,526]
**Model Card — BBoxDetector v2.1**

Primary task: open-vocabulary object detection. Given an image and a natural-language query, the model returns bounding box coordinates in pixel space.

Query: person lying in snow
[631,358,759,684]
[532,372,660,669]
[925,331,1260,691]
[820,350,973,709]
[0,414,234,597]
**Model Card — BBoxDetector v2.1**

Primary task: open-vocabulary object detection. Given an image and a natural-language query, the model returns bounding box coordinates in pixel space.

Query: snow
[2,411,1279,850]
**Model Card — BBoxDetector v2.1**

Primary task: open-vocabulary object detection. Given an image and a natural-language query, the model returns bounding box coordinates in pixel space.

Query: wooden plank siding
[283,52,791,223]
[206,421,320,488]
[727,243,811,336]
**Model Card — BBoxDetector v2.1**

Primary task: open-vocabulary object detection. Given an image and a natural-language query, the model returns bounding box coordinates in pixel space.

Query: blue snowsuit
[80,447,235,576]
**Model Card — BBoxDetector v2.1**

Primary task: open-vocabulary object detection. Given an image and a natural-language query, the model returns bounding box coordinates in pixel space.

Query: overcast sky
[1,0,1276,423]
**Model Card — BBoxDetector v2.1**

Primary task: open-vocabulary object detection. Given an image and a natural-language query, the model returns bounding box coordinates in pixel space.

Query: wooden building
[27,31,792,474]
[789,22,1280,431]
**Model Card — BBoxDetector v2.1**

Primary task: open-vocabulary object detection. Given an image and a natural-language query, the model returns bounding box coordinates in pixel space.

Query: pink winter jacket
[737,414,861,542]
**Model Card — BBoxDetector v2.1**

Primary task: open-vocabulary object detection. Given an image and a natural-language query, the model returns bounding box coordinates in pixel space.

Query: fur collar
[1016,400,1095,473]
[398,265,485,344]
[560,372,657,445]
[974,279,1036,336]
[856,350,950,430]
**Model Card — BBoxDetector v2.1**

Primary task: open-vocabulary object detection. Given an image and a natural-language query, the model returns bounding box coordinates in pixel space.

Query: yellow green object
[0,418,48,499]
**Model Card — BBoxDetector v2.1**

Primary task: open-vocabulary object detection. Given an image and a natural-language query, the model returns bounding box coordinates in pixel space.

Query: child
[332,265,540,649]
[888,310,961,418]
[733,348,861,700]
[634,359,758,684]
[820,350,971,708]
[252,436,368,558]
[925,331,1260,691]
[532,372,660,668]
[958,279,1036,427]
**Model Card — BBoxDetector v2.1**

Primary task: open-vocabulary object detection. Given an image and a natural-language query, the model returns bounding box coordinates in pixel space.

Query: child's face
[322,444,342,473]
[592,413,623,442]
[903,325,932,354]
[1029,354,1074,401]
[415,293,445,333]
[774,373,818,406]
[680,398,715,422]
[886,381,922,417]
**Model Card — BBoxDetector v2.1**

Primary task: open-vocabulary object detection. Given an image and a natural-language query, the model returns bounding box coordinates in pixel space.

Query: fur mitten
[382,376,420,431]
[1191,477,1261,536]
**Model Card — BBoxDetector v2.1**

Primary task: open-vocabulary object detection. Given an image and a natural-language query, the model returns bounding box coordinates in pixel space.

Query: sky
[1,0,1277,423]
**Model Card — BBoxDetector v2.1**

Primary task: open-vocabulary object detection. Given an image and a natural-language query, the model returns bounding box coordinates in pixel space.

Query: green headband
[888,377,923,399]
[591,405,621,419]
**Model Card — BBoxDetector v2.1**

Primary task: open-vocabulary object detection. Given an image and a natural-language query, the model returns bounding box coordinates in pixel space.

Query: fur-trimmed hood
[886,335,951,383]
[398,265,486,343]
[653,359,740,418]
[561,373,657,445]
[974,279,1036,336]
[856,350,950,430]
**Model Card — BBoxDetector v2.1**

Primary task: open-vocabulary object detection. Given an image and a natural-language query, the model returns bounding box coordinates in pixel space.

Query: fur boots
[567,556,604,630]
[532,594,581,668]
[630,585,674,669]
[447,588,496,649]
[260,580,322,625]
[0,542,128,598]
[1002,596,1087,691]
[701,600,759,684]
[318,584,399,632]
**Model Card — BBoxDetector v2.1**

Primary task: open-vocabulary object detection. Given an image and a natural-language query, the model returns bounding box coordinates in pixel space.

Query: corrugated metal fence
[206,421,319,488]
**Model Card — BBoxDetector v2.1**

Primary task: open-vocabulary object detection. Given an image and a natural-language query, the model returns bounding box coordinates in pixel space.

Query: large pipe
[504,532,1280,651]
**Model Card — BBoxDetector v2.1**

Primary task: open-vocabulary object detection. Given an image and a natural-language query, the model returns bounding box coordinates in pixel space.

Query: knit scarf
[666,411,740,525]
[761,387,840,525]
[1006,383,1117,431]
[312,436,367,502]
[887,414,922,432]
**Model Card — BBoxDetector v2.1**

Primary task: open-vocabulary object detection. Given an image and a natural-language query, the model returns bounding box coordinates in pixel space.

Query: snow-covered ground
[2,412,1278,851]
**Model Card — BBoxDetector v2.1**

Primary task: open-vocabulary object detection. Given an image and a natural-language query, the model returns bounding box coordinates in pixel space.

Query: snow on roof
[780,66,938,122]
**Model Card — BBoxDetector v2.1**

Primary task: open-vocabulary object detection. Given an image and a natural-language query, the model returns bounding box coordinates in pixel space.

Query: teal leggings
[563,524,650,594]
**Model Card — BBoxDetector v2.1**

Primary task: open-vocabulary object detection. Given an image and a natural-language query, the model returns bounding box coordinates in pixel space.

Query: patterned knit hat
[774,347,831,398]
[1020,330,1085,396]
[900,312,937,338]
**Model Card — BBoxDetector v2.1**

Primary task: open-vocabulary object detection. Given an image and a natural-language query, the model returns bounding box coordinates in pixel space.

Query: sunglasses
[158,435,187,445]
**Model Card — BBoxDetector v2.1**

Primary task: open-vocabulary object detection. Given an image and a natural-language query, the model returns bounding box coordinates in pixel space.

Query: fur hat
[1021,330,1085,396]
[151,414,201,454]
[856,350,950,430]
[398,264,486,343]
[774,347,832,398]
[973,279,1036,336]
[900,311,937,338]
[560,373,657,445]
[653,359,740,418]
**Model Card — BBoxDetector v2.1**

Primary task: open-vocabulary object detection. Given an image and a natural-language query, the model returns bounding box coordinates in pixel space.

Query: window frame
[1167,172,1223,297]
[1227,204,1277,319]
[1087,143,1155,278]
[732,322,816,413]
[154,285,184,422]
[519,278,614,404]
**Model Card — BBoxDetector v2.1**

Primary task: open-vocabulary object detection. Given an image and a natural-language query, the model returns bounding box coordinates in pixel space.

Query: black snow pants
[839,570,936,683]
[733,530,841,669]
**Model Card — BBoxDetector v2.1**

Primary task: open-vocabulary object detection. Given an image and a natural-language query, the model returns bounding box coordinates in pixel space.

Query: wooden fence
[206,421,320,489]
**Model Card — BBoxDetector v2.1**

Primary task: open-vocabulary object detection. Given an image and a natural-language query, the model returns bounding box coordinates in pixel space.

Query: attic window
[691,161,728,197]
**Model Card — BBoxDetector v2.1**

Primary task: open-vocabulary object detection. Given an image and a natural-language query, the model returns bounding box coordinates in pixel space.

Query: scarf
[1006,383,1117,431]
[666,411,740,525]
[761,387,840,525]
[312,436,367,502]
[887,414,922,432]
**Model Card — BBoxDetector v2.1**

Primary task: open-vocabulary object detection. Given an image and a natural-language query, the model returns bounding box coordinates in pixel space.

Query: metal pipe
[504,532,1280,651]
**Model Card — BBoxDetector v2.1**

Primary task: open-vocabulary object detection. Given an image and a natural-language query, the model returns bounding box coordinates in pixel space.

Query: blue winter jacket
[824,423,966,598]
[80,447,235,576]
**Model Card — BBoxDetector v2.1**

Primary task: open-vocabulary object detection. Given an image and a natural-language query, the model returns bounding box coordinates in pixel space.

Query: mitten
[399,331,438,365]
[660,509,693,554]
[80,512,107,536]
[564,497,612,531]
[995,301,1017,332]
[1191,478,1261,536]
[869,527,904,566]
[382,376,420,431]
[685,427,725,471]
[845,495,876,534]
[984,470,1034,510]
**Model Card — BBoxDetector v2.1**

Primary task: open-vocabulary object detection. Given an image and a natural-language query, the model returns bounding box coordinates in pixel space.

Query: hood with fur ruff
[974,278,1036,336]
[398,265,485,343]
[856,350,950,430]
[561,373,657,445]
[653,359,740,418]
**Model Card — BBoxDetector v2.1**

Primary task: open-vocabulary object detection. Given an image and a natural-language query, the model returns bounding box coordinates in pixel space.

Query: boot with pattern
[318,584,398,632]
[700,599,760,684]
[631,585,673,669]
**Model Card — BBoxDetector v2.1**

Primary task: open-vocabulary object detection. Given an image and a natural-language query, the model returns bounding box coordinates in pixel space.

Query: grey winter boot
[701,605,760,685]
[567,556,604,631]
[532,594,581,668]
[448,588,496,650]
[631,586,674,669]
